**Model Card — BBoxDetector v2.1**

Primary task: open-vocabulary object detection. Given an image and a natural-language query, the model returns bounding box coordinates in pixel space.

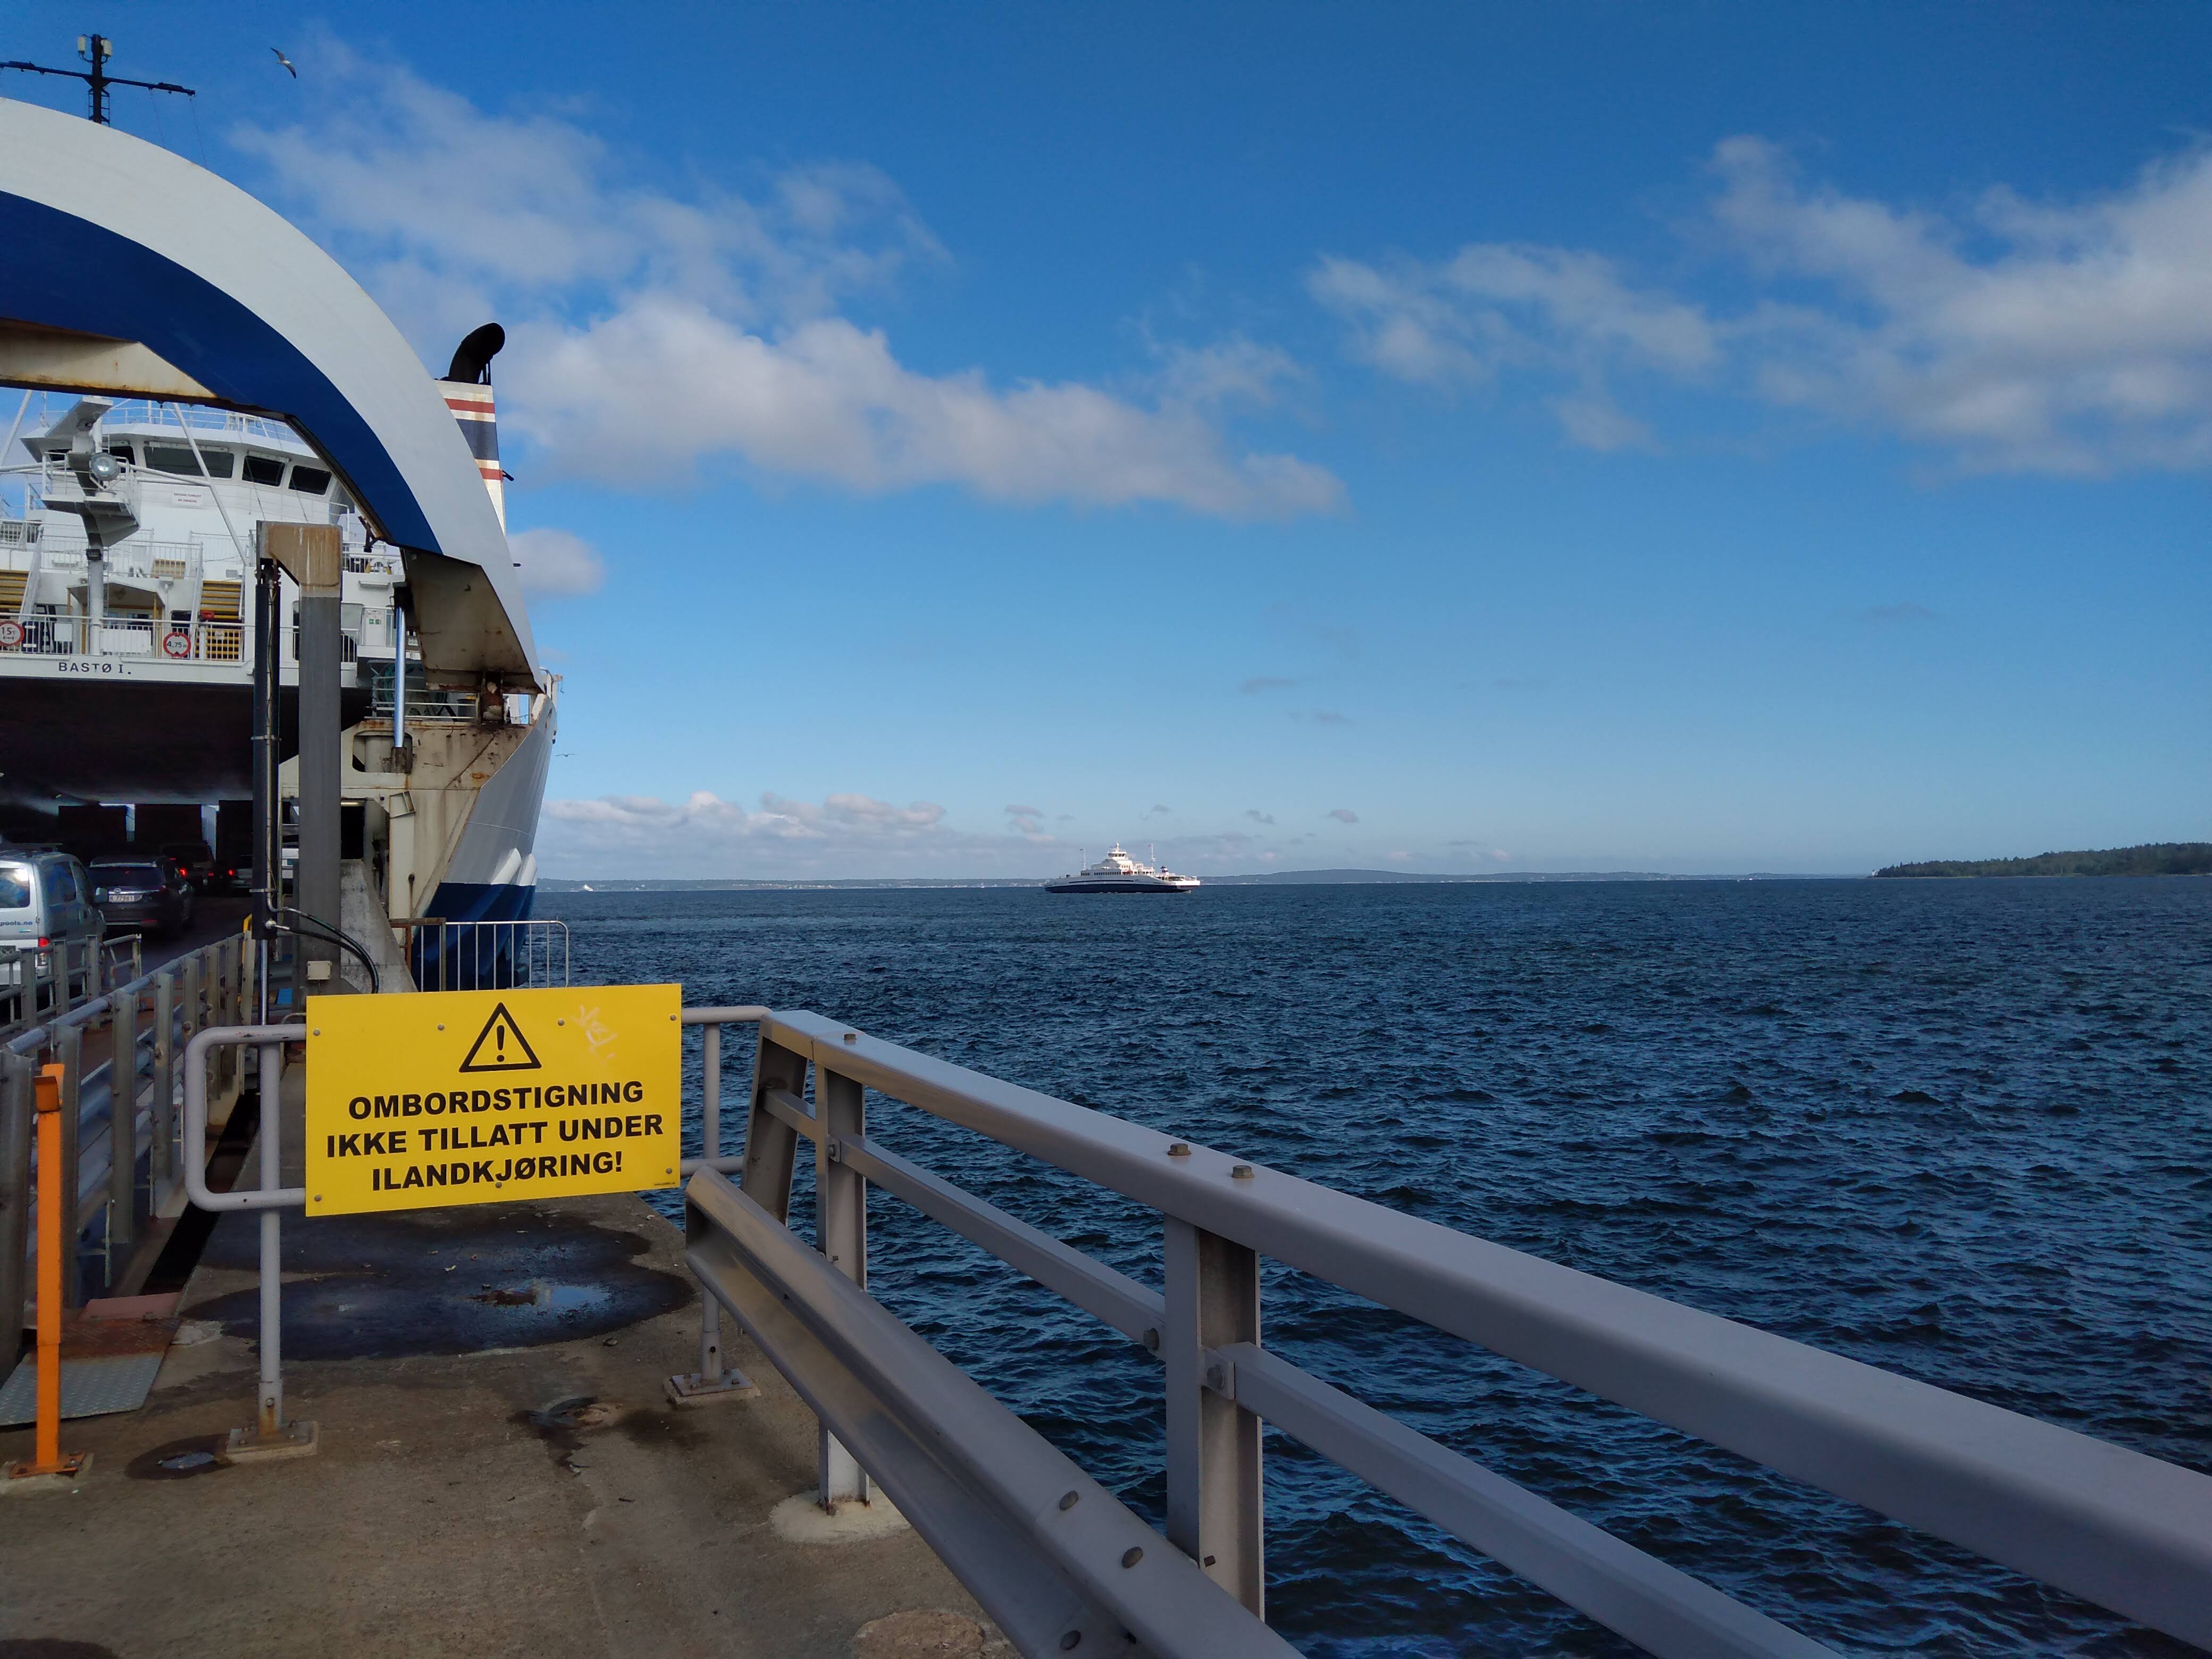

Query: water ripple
[546,877,2211,1656]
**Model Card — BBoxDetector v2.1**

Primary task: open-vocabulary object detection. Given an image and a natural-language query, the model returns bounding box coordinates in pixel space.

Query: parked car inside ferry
[88,854,195,939]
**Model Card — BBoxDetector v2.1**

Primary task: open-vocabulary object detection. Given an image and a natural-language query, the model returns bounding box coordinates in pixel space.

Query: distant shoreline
[539,869,1863,893]
[1875,843,2212,879]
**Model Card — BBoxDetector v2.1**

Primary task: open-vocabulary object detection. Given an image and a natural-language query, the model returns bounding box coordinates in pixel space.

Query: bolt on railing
[675,1009,2212,1659]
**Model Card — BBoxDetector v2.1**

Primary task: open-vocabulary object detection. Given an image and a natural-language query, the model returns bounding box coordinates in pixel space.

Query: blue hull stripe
[0,194,442,554]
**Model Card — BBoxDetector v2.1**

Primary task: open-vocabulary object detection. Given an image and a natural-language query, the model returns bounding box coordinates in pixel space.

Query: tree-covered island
[1875,843,2212,878]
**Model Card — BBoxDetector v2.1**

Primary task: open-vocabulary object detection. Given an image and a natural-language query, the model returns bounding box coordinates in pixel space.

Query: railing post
[213,943,235,1093]
[0,1056,29,1346]
[181,953,203,1106]
[814,1061,869,1507]
[1162,1217,1264,1616]
[256,1037,283,1434]
[667,1021,756,1407]
[220,1033,315,1461]
[738,1036,806,1223]
[107,985,138,1280]
[150,970,175,1211]
[56,1023,82,1309]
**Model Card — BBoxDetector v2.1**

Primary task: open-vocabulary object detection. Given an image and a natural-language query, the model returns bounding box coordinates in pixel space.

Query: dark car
[161,840,217,890]
[88,856,196,939]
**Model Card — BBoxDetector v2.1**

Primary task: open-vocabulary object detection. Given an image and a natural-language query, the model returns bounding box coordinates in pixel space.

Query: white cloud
[541,789,1067,878]
[234,43,1340,518]
[1325,808,1359,824]
[506,526,604,595]
[1314,136,2212,473]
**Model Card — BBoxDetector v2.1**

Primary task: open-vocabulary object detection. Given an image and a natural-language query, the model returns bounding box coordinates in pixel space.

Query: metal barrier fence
[679,1009,2212,1659]
[1,932,247,1335]
[395,918,568,992]
[176,1016,748,1453]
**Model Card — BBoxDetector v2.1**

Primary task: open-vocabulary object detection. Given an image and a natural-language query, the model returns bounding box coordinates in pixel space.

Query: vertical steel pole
[668,1021,755,1405]
[56,1024,81,1310]
[107,987,137,1278]
[250,548,279,981]
[698,1023,726,1378]
[1163,1216,1265,1615]
[815,1063,869,1507]
[296,534,342,1000]
[257,1038,283,1436]
[150,970,174,1210]
[0,1058,28,1346]
[31,1066,63,1467]
[5,1063,86,1479]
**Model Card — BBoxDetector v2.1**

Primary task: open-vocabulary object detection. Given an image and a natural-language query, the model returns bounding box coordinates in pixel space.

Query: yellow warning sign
[304,984,682,1216]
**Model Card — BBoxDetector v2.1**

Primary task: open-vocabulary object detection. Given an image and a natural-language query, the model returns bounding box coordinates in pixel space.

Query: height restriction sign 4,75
[305,984,682,1216]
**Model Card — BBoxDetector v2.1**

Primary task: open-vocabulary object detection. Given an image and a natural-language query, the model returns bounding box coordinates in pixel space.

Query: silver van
[0,849,105,996]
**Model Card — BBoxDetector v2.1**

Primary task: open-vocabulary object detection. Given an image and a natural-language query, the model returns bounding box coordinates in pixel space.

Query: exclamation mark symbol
[496,1022,506,1063]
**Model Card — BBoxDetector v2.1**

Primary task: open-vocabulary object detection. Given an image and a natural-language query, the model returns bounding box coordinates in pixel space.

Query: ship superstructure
[1044,844,1200,894]
[0,385,554,948]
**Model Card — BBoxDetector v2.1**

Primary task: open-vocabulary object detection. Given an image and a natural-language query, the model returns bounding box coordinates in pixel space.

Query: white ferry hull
[1043,875,1199,894]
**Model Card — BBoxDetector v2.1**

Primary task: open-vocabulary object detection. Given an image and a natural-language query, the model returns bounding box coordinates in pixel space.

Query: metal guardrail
[2,932,246,1333]
[394,918,568,992]
[678,1009,2212,1658]
[175,1005,735,1446]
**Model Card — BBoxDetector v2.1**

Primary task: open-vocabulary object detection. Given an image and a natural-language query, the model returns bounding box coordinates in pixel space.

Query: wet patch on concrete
[0,1643,123,1658]
[186,1204,692,1360]
[616,1403,713,1453]
[125,1435,231,1481]
[512,1394,628,1474]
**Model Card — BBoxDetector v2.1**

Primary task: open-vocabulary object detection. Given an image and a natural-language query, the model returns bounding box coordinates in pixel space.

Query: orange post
[7,1062,87,1481]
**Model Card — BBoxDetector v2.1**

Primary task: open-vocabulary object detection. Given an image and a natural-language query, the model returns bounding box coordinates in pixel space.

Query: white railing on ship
[392,918,569,992]
[0,613,245,664]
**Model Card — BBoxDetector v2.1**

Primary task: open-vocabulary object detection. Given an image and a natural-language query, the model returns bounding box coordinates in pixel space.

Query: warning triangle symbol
[458,1001,543,1073]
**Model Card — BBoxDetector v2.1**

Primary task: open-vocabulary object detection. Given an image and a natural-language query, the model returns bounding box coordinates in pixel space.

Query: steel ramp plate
[0,1350,165,1424]
[0,1308,179,1425]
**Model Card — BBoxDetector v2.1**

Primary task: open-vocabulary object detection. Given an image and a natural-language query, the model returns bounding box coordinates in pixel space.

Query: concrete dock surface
[1,1190,1006,1659]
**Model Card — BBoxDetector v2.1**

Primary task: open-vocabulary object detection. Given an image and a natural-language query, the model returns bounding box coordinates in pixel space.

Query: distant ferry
[1045,844,1200,894]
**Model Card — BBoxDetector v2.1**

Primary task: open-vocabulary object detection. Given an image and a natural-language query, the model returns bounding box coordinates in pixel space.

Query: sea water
[543,878,2211,1656]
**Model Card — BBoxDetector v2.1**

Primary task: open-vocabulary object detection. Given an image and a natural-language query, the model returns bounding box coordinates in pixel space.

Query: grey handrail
[686,1008,2212,1654]
[181,1024,302,1212]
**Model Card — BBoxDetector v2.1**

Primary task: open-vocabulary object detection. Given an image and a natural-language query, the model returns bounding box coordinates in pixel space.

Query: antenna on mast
[3,32,196,126]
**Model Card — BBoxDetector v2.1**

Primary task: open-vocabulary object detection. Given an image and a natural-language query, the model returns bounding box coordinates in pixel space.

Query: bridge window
[144,444,234,477]
[242,455,285,485]
[289,465,331,496]
[106,443,135,465]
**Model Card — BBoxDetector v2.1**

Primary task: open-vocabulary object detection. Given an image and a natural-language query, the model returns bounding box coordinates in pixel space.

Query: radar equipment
[1,32,195,127]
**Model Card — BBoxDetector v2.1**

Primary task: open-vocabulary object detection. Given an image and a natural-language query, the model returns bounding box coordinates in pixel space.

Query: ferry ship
[1045,844,1200,894]
[0,386,551,945]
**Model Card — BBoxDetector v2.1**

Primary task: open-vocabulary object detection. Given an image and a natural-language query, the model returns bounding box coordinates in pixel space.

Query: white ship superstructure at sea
[1044,844,1200,894]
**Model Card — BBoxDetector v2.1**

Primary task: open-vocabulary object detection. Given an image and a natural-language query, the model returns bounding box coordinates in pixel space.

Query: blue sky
[9,3,2210,876]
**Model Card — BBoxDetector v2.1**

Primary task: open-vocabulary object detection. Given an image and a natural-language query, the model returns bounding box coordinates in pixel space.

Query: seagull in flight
[271,47,297,78]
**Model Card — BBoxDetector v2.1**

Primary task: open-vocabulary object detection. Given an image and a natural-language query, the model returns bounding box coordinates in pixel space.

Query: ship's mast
[2,31,196,125]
